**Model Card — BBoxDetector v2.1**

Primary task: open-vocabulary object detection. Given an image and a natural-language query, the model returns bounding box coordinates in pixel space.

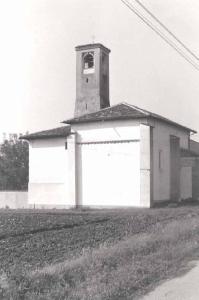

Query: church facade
[23,43,199,208]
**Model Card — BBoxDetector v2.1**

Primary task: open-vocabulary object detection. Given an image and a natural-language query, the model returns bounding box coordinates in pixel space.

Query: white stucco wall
[72,119,141,142]
[28,118,190,208]
[151,120,190,201]
[140,124,151,207]
[80,141,140,207]
[28,120,149,208]
[72,120,150,207]
[28,138,73,207]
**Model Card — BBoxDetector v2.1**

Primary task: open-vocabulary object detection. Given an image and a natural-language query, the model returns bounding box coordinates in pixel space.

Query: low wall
[0,191,28,209]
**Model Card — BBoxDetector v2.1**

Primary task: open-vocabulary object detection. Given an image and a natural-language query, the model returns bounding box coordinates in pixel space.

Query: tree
[0,135,29,190]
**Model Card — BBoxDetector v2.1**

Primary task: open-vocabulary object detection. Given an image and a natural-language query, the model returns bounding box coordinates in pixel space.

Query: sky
[0,0,199,140]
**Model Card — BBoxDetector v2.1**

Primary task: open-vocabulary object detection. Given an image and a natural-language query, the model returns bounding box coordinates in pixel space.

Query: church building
[22,43,199,208]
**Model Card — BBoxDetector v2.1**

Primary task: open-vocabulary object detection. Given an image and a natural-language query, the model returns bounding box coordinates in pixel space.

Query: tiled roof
[21,126,71,140]
[181,148,199,158]
[63,102,196,133]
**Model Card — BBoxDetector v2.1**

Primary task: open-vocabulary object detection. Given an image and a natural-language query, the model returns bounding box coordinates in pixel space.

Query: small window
[83,53,94,69]
[159,150,163,170]
[65,142,67,150]
[83,52,94,74]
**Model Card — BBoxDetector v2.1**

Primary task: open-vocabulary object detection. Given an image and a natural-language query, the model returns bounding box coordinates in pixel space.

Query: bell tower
[74,43,111,117]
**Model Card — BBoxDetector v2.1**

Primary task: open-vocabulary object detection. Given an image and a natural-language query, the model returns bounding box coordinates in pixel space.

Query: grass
[1,206,199,299]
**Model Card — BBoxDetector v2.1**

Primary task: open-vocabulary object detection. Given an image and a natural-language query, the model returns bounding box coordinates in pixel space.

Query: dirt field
[1,206,199,299]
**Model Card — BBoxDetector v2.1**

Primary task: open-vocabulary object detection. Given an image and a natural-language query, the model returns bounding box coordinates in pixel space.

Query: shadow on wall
[0,192,28,209]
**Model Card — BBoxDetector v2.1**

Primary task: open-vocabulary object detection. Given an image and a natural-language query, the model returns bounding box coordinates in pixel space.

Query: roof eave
[63,115,146,125]
[149,116,197,134]
[20,134,70,141]
[63,115,197,134]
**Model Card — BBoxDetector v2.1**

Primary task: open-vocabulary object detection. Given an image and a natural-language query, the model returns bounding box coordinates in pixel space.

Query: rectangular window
[159,150,162,170]
[65,142,68,150]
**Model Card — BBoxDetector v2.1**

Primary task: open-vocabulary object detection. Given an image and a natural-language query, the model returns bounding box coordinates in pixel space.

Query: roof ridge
[63,102,127,123]
[122,102,150,116]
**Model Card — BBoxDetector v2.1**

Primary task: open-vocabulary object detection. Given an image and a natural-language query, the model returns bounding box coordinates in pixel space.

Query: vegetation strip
[6,216,199,300]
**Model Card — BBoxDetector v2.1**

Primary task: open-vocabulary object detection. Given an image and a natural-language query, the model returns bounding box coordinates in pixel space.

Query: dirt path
[141,261,199,300]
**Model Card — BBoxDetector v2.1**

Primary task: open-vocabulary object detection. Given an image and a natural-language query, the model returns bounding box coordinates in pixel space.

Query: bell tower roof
[75,43,111,54]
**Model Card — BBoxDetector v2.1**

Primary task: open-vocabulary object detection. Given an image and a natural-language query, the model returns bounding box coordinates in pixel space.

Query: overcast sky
[0,0,199,140]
